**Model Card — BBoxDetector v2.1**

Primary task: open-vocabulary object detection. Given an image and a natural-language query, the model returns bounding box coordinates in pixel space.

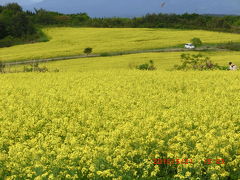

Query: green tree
[0,3,36,39]
[84,48,93,56]
[0,19,7,39]
[76,13,90,22]
[4,3,22,14]
[191,38,202,47]
[34,9,59,25]
[173,53,227,70]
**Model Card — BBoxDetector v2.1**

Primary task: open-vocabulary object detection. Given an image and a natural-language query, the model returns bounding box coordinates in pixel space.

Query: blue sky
[0,0,43,5]
[1,0,240,17]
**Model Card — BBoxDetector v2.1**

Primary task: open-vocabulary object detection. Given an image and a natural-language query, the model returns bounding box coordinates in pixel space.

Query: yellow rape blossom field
[1,27,240,62]
[15,51,240,72]
[0,70,239,179]
[1,27,240,179]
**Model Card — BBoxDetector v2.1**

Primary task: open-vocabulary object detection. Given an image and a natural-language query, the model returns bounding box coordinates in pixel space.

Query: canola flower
[1,27,240,62]
[22,51,240,72]
[0,70,239,179]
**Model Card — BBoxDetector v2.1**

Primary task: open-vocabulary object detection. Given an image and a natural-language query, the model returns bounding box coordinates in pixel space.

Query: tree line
[30,9,240,32]
[0,3,37,47]
[1,3,240,47]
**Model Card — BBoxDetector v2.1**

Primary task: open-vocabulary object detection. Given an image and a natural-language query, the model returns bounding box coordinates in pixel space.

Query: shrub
[0,61,6,73]
[23,62,48,72]
[174,53,227,71]
[100,52,110,57]
[53,68,60,72]
[191,38,202,47]
[217,41,240,51]
[84,47,93,56]
[136,60,156,70]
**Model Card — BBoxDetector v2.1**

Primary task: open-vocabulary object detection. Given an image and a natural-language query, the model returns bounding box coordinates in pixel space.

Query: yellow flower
[185,171,191,177]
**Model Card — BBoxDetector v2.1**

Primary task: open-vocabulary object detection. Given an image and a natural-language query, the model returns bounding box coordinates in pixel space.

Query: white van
[184,43,195,49]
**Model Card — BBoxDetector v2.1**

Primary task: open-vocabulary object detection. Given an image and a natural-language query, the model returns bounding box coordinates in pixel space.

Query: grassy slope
[1,27,240,62]
[12,51,240,72]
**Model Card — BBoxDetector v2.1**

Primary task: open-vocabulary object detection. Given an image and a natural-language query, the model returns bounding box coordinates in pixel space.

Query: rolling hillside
[1,27,240,62]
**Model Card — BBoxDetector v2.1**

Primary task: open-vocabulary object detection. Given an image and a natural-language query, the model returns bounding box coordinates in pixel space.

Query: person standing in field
[229,62,238,70]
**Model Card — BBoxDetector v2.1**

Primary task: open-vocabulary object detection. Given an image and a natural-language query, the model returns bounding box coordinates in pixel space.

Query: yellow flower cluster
[1,27,240,62]
[14,51,239,72]
[0,70,239,179]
